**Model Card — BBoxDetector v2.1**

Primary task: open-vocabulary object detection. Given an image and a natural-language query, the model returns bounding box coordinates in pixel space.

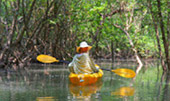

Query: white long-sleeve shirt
[68,53,98,74]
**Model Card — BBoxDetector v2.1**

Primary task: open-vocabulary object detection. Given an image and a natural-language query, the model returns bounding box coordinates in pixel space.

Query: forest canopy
[0,0,169,69]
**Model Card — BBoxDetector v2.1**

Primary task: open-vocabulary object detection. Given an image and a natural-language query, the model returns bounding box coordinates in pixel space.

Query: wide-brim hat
[76,41,92,52]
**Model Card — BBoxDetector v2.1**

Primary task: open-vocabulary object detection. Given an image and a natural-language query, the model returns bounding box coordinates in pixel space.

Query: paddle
[36,54,136,78]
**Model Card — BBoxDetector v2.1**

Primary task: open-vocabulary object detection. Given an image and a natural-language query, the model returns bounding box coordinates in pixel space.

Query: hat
[76,41,92,52]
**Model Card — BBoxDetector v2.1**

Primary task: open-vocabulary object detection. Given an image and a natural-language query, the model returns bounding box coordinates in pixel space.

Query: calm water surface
[0,62,170,101]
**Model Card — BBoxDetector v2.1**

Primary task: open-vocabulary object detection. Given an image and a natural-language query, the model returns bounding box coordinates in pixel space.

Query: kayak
[69,69,103,86]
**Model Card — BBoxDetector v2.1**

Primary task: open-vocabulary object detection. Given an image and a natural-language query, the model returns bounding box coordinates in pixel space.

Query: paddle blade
[37,54,59,63]
[112,69,136,78]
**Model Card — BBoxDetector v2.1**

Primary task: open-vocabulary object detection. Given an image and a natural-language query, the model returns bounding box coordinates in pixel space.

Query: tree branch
[113,24,143,75]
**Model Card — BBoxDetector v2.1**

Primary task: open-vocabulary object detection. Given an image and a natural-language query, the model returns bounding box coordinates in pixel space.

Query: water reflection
[1,63,170,100]
[158,71,170,101]
[111,87,135,97]
[69,81,103,100]
[36,97,55,101]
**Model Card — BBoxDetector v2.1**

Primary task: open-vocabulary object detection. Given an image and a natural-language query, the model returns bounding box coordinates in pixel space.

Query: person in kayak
[68,41,99,74]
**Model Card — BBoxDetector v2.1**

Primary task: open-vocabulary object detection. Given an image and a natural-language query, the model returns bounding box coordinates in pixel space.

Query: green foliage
[0,0,169,60]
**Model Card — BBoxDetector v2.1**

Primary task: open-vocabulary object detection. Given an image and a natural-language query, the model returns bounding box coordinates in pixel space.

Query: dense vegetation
[0,0,169,70]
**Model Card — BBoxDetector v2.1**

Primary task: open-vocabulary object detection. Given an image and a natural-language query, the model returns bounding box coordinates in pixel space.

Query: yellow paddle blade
[37,54,59,63]
[112,69,136,78]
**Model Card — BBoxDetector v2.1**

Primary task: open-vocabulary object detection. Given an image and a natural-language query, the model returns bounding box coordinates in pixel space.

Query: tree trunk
[0,1,18,62]
[157,0,170,70]
[148,0,167,71]
[111,40,115,63]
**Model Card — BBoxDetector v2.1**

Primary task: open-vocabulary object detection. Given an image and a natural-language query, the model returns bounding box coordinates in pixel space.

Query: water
[0,62,169,101]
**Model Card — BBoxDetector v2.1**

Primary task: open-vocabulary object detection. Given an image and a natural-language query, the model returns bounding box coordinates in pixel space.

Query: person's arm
[68,55,77,73]
[90,57,99,73]
[68,62,74,73]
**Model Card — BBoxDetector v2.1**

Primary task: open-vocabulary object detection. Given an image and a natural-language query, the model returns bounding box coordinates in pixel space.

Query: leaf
[49,20,56,25]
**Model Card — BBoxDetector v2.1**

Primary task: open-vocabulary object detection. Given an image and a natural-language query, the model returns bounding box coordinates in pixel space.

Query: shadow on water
[0,61,170,101]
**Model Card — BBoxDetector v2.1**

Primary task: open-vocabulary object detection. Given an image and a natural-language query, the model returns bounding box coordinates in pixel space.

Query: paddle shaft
[59,60,70,64]
[100,68,112,71]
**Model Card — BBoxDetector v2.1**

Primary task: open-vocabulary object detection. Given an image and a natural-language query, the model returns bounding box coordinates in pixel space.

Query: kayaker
[68,41,99,74]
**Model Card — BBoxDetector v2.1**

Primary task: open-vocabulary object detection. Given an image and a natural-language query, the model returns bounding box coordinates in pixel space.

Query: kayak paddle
[37,54,70,64]
[36,54,136,78]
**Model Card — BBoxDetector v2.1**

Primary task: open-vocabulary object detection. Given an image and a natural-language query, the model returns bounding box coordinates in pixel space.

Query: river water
[0,61,169,101]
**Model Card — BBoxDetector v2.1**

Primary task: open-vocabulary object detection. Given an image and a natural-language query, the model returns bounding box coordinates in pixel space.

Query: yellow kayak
[69,69,103,86]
